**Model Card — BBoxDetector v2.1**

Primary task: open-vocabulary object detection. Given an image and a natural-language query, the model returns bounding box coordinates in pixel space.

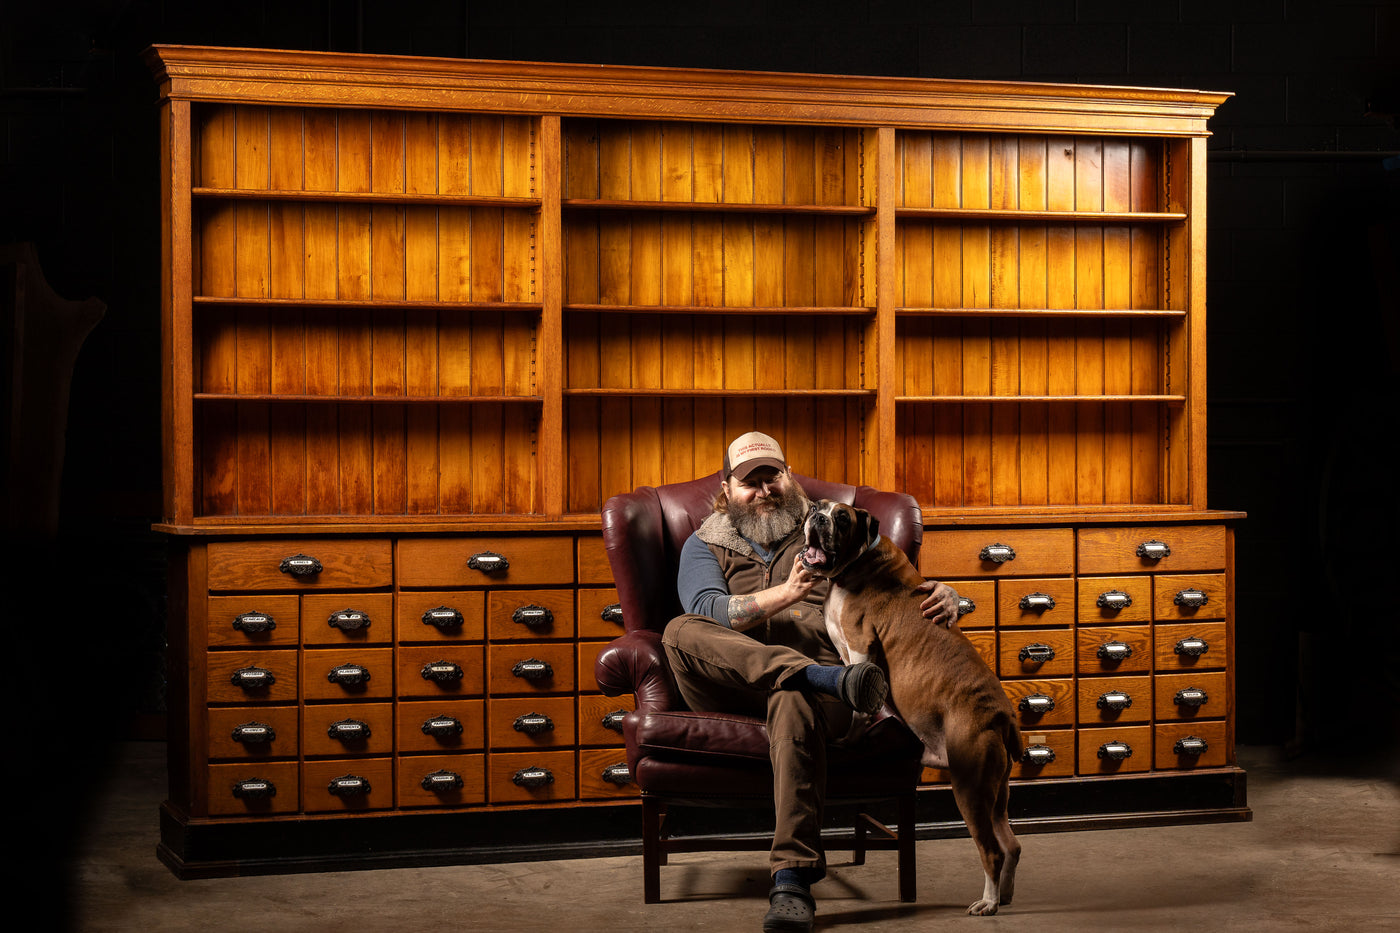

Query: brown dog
[800,499,1022,916]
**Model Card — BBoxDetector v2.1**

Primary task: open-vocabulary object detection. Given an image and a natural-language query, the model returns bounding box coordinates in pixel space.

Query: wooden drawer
[963,630,997,670]
[1076,625,1152,674]
[395,590,487,642]
[206,705,299,761]
[1077,725,1152,776]
[207,595,299,648]
[996,578,1075,627]
[488,643,577,695]
[1077,525,1226,575]
[397,536,574,588]
[488,589,577,641]
[1077,675,1152,726]
[1154,573,1227,621]
[490,696,577,750]
[396,645,486,698]
[206,761,301,816]
[1014,728,1076,780]
[207,538,392,591]
[302,702,395,758]
[397,753,487,808]
[207,649,299,704]
[579,748,636,800]
[1154,621,1228,672]
[300,593,393,646]
[1001,678,1076,728]
[577,640,617,695]
[302,757,394,813]
[1075,576,1152,625]
[578,587,625,639]
[1154,671,1229,721]
[301,647,395,702]
[922,528,1074,578]
[998,628,1075,679]
[578,694,632,747]
[396,699,486,753]
[944,579,996,629]
[576,535,612,585]
[1154,720,1229,770]
[489,749,577,804]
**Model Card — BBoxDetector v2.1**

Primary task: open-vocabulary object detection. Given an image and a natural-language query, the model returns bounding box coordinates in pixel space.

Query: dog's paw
[966,899,1000,916]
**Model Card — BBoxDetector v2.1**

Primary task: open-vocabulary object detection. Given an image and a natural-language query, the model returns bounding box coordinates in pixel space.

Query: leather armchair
[595,471,925,903]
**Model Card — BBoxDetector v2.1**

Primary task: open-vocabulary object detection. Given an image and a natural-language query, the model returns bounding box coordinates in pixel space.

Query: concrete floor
[62,744,1400,932]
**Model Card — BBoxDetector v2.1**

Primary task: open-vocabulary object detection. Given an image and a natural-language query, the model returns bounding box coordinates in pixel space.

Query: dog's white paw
[966,899,999,916]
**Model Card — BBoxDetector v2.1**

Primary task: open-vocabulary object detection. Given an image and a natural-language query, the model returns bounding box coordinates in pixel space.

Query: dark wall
[4,0,1397,752]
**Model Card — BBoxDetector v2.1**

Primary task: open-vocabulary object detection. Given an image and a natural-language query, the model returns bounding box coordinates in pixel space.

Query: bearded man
[662,431,959,933]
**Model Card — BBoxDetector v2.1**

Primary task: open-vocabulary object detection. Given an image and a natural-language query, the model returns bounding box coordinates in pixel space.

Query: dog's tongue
[802,545,828,568]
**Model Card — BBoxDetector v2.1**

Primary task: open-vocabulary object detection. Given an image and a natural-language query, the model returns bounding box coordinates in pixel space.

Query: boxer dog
[800,500,1022,916]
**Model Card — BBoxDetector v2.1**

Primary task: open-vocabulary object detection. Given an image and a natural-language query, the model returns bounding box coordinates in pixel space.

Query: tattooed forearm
[726,594,766,629]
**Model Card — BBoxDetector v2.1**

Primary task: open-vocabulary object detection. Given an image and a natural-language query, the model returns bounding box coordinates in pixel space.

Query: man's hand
[727,557,819,631]
[915,579,960,629]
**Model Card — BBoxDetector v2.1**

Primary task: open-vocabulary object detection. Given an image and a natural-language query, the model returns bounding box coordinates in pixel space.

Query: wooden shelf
[565,303,874,316]
[194,394,542,404]
[192,187,542,209]
[896,306,1185,318]
[895,207,1187,223]
[563,198,874,216]
[194,296,542,312]
[897,395,1185,404]
[565,388,873,398]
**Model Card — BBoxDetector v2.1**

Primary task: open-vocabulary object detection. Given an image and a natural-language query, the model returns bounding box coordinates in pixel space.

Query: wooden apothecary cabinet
[148,45,1246,877]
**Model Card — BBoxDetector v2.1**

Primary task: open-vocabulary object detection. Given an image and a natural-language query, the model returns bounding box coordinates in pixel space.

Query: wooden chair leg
[642,796,663,903]
[897,790,917,903]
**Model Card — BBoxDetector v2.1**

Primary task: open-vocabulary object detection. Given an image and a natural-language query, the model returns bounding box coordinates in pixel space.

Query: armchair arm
[594,629,681,713]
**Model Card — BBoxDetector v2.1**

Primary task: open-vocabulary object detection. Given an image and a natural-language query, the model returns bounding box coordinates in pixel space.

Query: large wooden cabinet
[148,46,1245,878]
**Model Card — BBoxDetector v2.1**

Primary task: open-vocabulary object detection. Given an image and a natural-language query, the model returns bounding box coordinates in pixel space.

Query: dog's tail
[996,709,1023,763]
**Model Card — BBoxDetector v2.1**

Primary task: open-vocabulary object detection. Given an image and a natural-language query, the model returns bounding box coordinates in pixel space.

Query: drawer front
[490,696,577,750]
[207,595,300,648]
[1076,625,1153,674]
[489,643,577,695]
[998,628,1075,679]
[396,645,487,699]
[576,535,612,585]
[395,590,487,643]
[577,640,616,695]
[301,648,395,702]
[1001,678,1076,728]
[943,579,997,629]
[579,748,637,800]
[489,749,577,804]
[301,593,393,646]
[1014,728,1076,779]
[1077,725,1152,776]
[396,536,574,588]
[996,578,1075,627]
[1075,576,1152,625]
[922,528,1074,578]
[1154,621,1228,672]
[207,761,301,816]
[1077,525,1226,575]
[207,539,392,591]
[207,649,300,704]
[1154,671,1229,721]
[488,589,578,641]
[397,699,486,753]
[1154,573,1227,621]
[1154,720,1229,770]
[302,702,395,758]
[302,757,394,813]
[963,630,997,670]
[1077,675,1152,726]
[207,705,300,761]
[578,694,632,747]
[397,753,487,808]
[577,587,626,640]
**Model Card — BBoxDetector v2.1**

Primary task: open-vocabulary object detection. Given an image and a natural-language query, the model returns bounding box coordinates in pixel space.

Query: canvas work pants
[660,614,855,879]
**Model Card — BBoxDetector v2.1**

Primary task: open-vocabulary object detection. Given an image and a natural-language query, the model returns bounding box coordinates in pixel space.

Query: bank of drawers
[921,523,1231,783]
[200,535,633,818]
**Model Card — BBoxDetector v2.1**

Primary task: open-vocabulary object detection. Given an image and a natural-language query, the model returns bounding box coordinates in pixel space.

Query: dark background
[3,1,1397,771]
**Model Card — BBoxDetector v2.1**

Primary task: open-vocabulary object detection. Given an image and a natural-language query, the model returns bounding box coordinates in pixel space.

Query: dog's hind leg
[990,773,1020,905]
[948,730,1018,916]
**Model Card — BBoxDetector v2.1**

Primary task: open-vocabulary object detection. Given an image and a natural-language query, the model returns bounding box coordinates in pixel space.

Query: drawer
[576,535,612,585]
[1014,728,1076,780]
[578,587,626,639]
[489,696,577,750]
[207,538,392,591]
[578,694,633,747]
[206,761,301,816]
[1077,725,1152,776]
[489,749,577,804]
[302,702,395,758]
[1154,720,1229,770]
[302,757,394,813]
[301,593,393,646]
[1077,524,1226,575]
[1075,576,1152,625]
[301,647,395,702]
[396,645,486,698]
[396,536,574,588]
[1077,675,1152,725]
[489,643,577,695]
[488,589,577,641]
[1154,573,1227,621]
[922,528,1073,578]
[944,579,996,629]
[1076,626,1152,674]
[1154,621,1228,672]
[996,578,1075,627]
[1154,671,1229,721]
[395,590,486,643]
[577,640,616,695]
[207,649,299,704]
[998,628,1075,679]
[963,630,997,670]
[397,753,487,808]
[579,748,637,800]
[1001,678,1076,728]
[207,595,299,648]
[206,705,299,761]
[397,699,486,753]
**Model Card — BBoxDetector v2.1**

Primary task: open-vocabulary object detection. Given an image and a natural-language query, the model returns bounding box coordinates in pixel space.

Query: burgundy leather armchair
[594,471,925,903]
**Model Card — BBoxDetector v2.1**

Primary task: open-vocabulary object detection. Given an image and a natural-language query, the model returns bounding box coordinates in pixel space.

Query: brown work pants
[660,614,855,879]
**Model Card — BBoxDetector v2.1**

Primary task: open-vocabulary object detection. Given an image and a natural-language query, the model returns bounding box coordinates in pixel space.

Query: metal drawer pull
[232,611,276,634]
[512,658,553,681]
[1018,643,1055,663]
[1097,691,1133,711]
[1019,592,1056,612]
[328,718,371,741]
[513,713,555,735]
[512,766,554,788]
[422,606,464,630]
[231,722,276,744]
[231,666,276,689]
[1097,641,1134,661]
[231,778,276,800]
[1018,693,1056,713]
[601,603,625,624]
[1096,590,1133,611]
[468,551,509,573]
[602,763,632,785]
[957,596,976,617]
[1174,735,1210,756]
[421,660,464,683]
[327,775,371,797]
[1097,741,1134,761]
[602,709,628,733]
[327,663,371,686]
[979,543,1016,563]
[512,605,554,628]
[1136,540,1171,561]
[1174,588,1209,608]
[328,608,371,632]
[1174,687,1210,707]
[421,770,464,792]
[1022,744,1056,764]
[1175,637,1209,657]
[279,553,322,576]
[421,716,464,737]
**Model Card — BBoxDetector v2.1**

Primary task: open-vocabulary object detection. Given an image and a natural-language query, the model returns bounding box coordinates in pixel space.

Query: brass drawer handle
[1175,636,1209,657]
[1018,643,1055,663]
[279,553,322,576]
[512,766,554,788]
[513,712,555,735]
[1174,588,1209,609]
[421,769,464,792]
[1174,735,1210,756]
[601,763,632,786]
[231,666,276,689]
[421,660,464,683]
[327,663,371,686]
[1136,540,1171,561]
[231,777,276,800]
[1019,592,1056,612]
[1096,590,1133,611]
[231,722,276,744]
[327,774,371,797]
[1174,686,1210,708]
[1018,693,1055,713]
[601,709,628,733]
[512,658,553,681]
[421,715,464,737]
[512,605,554,629]
[232,611,277,634]
[601,603,625,625]
[1097,741,1133,761]
[1022,744,1056,764]
[468,551,509,574]
[1097,691,1133,711]
[956,596,976,617]
[327,718,371,741]
[327,608,371,632]
[979,543,1016,564]
[1097,641,1134,661]
[422,606,464,631]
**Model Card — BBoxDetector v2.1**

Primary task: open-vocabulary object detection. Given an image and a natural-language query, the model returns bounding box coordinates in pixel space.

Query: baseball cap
[723,431,787,480]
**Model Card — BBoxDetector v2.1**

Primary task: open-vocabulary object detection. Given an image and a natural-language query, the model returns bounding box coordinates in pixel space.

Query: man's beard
[729,486,810,547]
